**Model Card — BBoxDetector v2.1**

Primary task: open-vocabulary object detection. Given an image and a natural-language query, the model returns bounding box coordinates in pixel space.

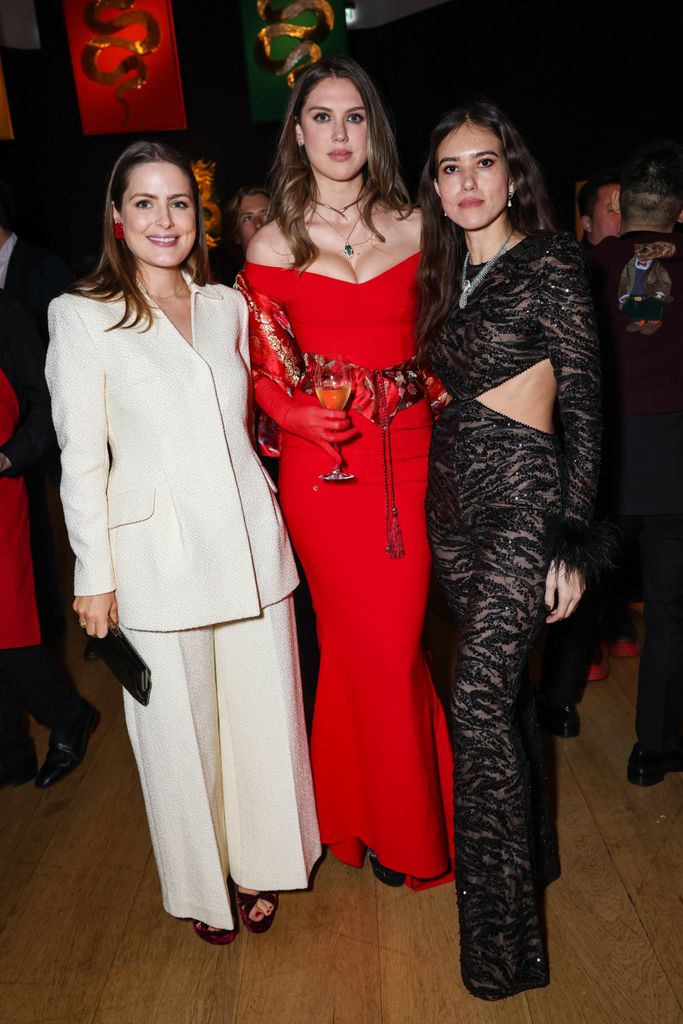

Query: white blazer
[46,279,298,632]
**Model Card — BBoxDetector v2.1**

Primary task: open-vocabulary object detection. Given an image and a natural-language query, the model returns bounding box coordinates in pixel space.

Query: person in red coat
[0,291,98,790]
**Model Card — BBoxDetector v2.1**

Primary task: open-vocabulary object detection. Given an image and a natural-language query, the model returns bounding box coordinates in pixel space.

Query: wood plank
[564,671,683,900]
[0,668,151,1023]
[630,810,683,1009]
[93,857,246,1024]
[377,878,531,1024]
[527,747,681,1024]
[235,854,382,1024]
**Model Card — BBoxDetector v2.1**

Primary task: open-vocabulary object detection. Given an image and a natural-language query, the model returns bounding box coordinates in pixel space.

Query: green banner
[240,1,348,124]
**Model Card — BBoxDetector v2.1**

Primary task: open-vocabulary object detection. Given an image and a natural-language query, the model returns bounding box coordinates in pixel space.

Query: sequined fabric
[426,233,601,1000]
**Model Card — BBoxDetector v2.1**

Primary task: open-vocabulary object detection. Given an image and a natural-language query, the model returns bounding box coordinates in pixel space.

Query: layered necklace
[314,198,359,219]
[459,231,513,309]
[314,206,373,260]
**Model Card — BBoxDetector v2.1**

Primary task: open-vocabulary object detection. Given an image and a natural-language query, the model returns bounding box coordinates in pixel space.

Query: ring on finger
[79,618,87,628]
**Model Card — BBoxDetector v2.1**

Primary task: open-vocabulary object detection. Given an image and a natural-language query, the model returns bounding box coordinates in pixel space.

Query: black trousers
[0,644,81,763]
[617,513,683,752]
[427,402,561,1000]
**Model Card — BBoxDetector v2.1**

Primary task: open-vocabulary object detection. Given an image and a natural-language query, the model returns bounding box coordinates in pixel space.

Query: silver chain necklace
[459,233,512,309]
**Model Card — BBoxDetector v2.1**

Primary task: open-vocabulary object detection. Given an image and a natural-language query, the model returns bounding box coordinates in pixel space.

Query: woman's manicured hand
[281,404,358,464]
[544,562,585,623]
[73,592,118,638]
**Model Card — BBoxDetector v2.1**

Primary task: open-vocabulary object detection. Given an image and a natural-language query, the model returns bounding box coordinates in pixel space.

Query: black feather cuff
[545,516,620,584]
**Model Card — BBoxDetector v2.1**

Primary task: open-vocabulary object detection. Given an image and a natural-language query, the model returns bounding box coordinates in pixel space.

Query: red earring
[114,221,125,239]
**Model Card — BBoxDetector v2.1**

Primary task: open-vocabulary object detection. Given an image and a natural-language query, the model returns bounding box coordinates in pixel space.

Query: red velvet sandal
[192,919,238,945]
[236,890,279,934]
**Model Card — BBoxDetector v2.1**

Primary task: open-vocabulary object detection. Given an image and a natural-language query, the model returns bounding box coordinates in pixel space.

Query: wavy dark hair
[73,140,210,330]
[416,100,557,358]
[268,56,411,269]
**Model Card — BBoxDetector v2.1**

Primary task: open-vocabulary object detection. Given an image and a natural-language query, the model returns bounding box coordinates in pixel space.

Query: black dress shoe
[627,742,683,787]
[536,698,580,738]
[367,848,405,887]
[0,755,38,792]
[35,701,100,789]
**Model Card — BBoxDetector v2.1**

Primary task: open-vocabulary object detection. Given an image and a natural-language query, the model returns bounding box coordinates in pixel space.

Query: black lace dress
[426,233,607,999]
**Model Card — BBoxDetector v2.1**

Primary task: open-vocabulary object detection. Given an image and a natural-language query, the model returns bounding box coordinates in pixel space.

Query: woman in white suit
[46,141,321,943]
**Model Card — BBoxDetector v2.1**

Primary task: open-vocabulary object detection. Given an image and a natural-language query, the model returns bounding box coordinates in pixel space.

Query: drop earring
[114,220,125,239]
[507,191,513,208]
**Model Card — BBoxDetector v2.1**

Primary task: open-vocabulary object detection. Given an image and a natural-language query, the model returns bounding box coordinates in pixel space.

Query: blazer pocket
[108,487,156,529]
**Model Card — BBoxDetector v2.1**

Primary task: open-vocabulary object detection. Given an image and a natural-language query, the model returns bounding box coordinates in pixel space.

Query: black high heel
[368,848,405,887]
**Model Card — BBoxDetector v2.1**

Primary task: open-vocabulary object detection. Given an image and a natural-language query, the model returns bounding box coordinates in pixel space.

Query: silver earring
[507,191,513,208]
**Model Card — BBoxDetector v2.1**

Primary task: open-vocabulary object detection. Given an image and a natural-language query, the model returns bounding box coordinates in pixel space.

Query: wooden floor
[1,497,682,1024]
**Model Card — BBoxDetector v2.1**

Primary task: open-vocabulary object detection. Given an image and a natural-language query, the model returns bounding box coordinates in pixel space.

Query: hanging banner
[0,54,13,140]
[240,1,347,124]
[61,0,186,136]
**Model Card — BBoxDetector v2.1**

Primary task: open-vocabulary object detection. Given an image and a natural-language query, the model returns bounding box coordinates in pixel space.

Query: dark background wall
[0,1,680,270]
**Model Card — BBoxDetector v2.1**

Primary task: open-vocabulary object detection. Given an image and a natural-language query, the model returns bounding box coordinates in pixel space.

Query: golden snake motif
[81,1,161,121]
[191,160,221,249]
[255,1,334,87]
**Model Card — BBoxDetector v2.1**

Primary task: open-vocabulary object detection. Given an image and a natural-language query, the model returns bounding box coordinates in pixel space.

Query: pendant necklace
[314,198,359,221]
[459,231,513,309]
[315,208,373,260]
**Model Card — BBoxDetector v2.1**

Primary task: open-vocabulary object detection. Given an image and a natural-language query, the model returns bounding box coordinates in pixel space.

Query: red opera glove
[255,377,357,463]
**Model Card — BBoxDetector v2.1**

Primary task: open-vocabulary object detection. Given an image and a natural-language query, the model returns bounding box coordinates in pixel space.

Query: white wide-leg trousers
[123,595,321,929]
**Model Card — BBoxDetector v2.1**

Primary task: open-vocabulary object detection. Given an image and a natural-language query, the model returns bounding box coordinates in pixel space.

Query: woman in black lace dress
[417,102,611,999]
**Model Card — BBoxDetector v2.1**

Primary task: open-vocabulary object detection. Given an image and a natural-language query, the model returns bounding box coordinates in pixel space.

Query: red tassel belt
[299,354,429,559]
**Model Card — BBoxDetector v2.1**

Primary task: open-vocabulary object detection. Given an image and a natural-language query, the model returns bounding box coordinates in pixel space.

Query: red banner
[61,1,186,135]
[0,54,14,140]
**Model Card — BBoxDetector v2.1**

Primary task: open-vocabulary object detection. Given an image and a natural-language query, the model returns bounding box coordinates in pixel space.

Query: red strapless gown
[245,255,454,888]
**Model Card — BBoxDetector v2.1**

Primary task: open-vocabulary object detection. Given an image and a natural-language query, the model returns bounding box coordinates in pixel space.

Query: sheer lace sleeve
[539,234,615,581]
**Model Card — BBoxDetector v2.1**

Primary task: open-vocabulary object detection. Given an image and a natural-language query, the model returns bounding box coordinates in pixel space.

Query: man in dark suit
[0,180,98,660]
[0,180,71,348]
[0,290,99,791]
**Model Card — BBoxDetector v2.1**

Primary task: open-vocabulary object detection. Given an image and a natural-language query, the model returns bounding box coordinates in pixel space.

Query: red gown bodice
[244,253,420,368]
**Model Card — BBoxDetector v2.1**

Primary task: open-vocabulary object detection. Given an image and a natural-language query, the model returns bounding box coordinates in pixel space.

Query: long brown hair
[73,140,210,330]
[268,56,411,269]
[416,100,557,357]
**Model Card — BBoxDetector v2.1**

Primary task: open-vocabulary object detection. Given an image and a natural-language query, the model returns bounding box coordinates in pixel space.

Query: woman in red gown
[237,57,453,888]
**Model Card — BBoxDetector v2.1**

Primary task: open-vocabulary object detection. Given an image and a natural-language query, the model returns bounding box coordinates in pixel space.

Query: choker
[314,198,360,220]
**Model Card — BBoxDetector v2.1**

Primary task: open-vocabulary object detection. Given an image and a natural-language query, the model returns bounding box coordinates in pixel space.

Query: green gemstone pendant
[344,242,354,259]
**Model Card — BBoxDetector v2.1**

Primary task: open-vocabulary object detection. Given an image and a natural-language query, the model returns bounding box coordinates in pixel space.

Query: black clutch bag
[86,619,151,706]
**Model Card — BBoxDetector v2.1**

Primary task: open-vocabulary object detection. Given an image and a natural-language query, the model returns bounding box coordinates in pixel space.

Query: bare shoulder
[399,206,422,246]
[245,220,293,268]
[374,205,421,250]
